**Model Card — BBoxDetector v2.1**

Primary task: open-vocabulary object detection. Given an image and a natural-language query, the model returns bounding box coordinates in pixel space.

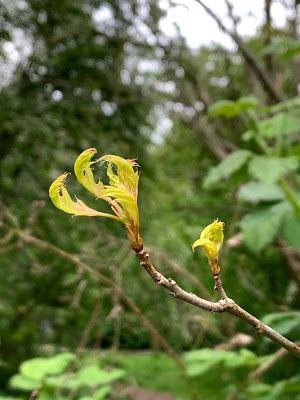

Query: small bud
[192,219,224,275]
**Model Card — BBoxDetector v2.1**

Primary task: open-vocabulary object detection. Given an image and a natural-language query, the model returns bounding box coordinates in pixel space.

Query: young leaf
[192,220,224,274]
[49,174,120,220]
[100,155,139,198]
[74,148,105,197]
[50,149,142,247]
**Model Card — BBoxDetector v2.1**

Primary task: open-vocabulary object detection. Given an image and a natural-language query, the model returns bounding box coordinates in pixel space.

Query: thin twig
[134,246,300,358]
[226,345,292,400]
[12,229,184,369]
[194,0,285,102]
[250,347,287,380]
[77,301,102,354]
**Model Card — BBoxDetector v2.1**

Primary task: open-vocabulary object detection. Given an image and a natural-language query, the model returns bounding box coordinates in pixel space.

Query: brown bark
[135,245,300,358]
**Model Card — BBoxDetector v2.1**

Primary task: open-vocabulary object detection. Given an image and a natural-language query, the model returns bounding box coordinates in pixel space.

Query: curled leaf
[50,149,142,249]
[192,219,224,274]
[49,173,120,220]
[98,155,140,245]
[99,155,139,199]
[74,148,104,197]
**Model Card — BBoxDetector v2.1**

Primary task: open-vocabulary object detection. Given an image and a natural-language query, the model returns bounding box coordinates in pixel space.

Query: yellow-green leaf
[99,155,139,198]
[192,238,216,260]
[192,220,224,273]
[49,173,120,220]
[74,148,105,197]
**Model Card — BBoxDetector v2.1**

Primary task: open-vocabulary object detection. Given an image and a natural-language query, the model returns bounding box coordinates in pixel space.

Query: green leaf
[238,181,284,202]
[262,312,300,337]
[9,374,39,391]
[270,96,300,114]
[78,365,125,386]
[185,349,258,377]
[224,349,258,369]
[240,203,287,251]
[49,174,120,220]
[78,386,112,400]
[280,43,300,60]
[245,383,273,397]
[185,360,219,377]
[237,95,258,110]
[248,156,299,184]
[45,373,80,390]
[242,129,255,142]
[93,386,112,400]
[209,100,241,118]
[259,113,300,138]
[184,349,223,377]
[281,212,300,251]
[74,148,104,197]
[203,150,252,188]
[20,352,75,381]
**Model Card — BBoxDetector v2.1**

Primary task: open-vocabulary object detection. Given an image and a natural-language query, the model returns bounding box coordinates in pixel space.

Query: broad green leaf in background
[258,113,300,138]
[184,349,259,378]
[9,374,39,391]
[208,100,241,117]
[239,202,288,251]
[78,365,125,386]
[45,374,80,390]
[245,383,273,399]
[238,181,284,202]
[246,377,300,400]
[209,96,258,118]
[242,129,255,142]
[262,36,300,61]
[20,352,75,381]
[281,212,300,251]
[203,150,252,188]
[37,394,65,400]
[262,311,300,338]
[237,95,258,110]
[248,156,299,184]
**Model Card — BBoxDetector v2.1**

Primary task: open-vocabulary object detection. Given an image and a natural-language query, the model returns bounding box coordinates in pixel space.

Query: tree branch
[194,0,285,102]
[5,203,300,359]
[134,245,300,358]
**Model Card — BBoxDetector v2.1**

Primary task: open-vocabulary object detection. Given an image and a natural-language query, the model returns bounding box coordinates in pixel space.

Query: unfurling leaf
[192,219,224,275]
[74,148,105,197]
[49,173,120,220]
[49,149,142,249]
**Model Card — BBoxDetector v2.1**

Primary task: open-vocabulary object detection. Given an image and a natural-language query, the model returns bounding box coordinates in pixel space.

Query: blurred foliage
[0,0,300,399]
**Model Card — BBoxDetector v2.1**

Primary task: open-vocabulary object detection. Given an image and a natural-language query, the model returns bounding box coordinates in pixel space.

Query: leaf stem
[279,178,300,218]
